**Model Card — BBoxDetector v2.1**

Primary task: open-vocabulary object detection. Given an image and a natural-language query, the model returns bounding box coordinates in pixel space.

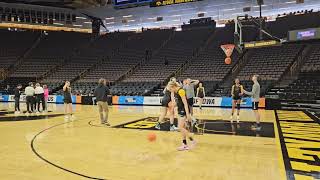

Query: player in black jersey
[155,77,178,131]
[167,81,196,151]
[196,82,205,110]
[230,78,243,123]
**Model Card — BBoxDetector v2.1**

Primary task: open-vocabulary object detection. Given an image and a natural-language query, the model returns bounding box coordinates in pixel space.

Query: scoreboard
[114,0,200,8]
[114,0,152,8]
[288,28,320,41]
[150,0,199,7]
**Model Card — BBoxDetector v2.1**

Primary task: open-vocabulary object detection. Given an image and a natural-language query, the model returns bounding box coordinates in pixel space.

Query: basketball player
[230,78,243,123]
[243,75,261,130]
[43,84,49,112]
[196,82,205,110]
[183,78,199,123]
[14,84,22,114]
[155,77,178,131]
[167,81,196,151]
[63,81,73,120]
[94,78,110,126]
[34,83,45,113]
[25,82,35,114]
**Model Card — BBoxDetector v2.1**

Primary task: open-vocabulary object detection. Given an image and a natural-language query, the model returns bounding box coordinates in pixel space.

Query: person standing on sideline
[243,75,261,130]
[94,78,110,126]
[25,82,35,114]
[43,85,49,112]
[63,81,73,120]
[183,78,199,123]
[196,82,205,110]
[34,83,45,113]
[230,78,244,123]
[14,84,22,114]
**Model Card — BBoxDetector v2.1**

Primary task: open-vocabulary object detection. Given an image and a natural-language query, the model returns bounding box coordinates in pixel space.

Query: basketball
[148,132,157,142]
[225,57,232,65]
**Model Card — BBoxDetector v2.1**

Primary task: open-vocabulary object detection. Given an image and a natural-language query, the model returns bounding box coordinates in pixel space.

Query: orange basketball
[148,132,157,142]
[225,57,232,65]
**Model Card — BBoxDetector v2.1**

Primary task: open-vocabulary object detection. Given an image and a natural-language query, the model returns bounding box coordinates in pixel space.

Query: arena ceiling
[82,0,320,31]
[0,0,319,32]
[0,0,107,9]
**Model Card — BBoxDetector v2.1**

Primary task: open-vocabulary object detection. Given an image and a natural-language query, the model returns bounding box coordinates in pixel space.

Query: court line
[30,117,109,180]
[274,110,292,180]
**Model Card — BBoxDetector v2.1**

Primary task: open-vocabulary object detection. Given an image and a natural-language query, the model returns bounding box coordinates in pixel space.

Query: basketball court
[1,103,318,180]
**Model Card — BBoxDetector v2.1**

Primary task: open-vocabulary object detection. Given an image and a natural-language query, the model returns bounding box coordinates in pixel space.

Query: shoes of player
[191,118,197,126]
[64,115,69,120]
[230,115,234,123]
[102,122,111,126]
[170,125,178,131]
[236,115,240,123]
[155,122,161,130]
[177,144,189,151]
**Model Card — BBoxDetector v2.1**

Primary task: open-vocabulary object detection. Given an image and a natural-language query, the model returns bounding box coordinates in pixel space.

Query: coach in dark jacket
[94,78,110,126]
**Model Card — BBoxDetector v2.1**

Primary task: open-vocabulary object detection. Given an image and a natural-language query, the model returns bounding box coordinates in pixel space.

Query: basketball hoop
[221,44,235,65]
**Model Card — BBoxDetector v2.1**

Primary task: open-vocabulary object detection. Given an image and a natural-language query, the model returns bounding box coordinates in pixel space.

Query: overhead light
[170,14,182,17]
[53,23,64,26]
[253,4,267,7]
[128,20,135,22]
[123,15,133,18]
[223,8,236,11]
[106,22,115,24]
[105,17,114,20]
[76,17,86,19]
[172,19,180,22]
[148,17,156,20]
[73,24,83,27]
[285,1,296,3]
[84,21,92,24]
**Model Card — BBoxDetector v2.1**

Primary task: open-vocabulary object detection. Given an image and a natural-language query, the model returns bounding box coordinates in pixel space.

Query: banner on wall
[193,97,222,107]
[143,96,162,105]
[117,96,144,105]
[0,95,265,108]
[0,95,81,104]
[221,97,265,108]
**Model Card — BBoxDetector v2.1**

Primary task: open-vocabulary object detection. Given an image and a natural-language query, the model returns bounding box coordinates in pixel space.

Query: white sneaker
[70,115,76,120]
[170,125,179,131]
[14,111,20,115]
[237,116,240,123]
[230,115,234,123]
[64,115,69,120]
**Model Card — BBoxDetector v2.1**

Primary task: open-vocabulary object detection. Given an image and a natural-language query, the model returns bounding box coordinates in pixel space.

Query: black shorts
[187,98,194,106]
[161,95,171,107]
[252,102,259,110]
[64,98,72,104]
[198,94,204,98]
[233,96,242,101]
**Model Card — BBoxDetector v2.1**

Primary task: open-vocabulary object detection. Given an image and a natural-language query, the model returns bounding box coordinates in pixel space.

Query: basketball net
[221,44,235,59]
